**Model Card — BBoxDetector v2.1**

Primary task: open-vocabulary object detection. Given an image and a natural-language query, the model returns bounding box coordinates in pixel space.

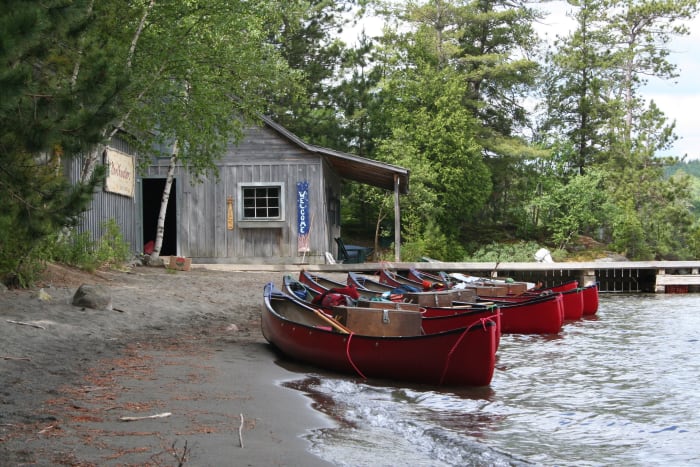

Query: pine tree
[0,1,122,284]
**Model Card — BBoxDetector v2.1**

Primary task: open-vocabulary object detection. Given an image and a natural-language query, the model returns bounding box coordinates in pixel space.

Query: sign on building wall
[104,148,135,198]
[227,196,234,230]
[297,181,310,252]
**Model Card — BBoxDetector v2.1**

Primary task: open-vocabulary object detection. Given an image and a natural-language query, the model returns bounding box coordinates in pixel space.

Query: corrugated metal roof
[261,116,409,194]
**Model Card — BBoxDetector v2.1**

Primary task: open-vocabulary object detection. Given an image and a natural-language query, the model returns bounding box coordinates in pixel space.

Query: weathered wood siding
[148,124,337,264]
[68,123,346,264]
[66,136,142,255]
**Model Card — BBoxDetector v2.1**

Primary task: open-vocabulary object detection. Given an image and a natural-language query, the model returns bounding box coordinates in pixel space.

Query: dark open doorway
[142,178,177,256]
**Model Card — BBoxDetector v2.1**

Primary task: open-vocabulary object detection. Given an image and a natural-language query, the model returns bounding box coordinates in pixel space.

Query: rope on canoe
[345,332,367,380]
[439,317,494,385]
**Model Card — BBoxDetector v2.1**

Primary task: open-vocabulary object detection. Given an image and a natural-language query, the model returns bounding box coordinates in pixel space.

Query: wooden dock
[391,261,700,293]
[654,267,700,293]
[200,260,700,293]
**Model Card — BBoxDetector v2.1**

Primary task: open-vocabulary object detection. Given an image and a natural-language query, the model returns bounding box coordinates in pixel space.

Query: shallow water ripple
[284,294,700,466]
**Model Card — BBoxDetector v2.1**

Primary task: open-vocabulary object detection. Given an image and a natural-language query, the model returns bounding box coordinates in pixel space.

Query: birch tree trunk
[373,207,387,258]
[79,0,155,183]
[149,143,178,263]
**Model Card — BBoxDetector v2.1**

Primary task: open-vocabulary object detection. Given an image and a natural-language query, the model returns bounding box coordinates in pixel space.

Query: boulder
[72,284,113,310]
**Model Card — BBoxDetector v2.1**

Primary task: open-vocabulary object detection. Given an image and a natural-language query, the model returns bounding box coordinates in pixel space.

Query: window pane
[241,185,282,220]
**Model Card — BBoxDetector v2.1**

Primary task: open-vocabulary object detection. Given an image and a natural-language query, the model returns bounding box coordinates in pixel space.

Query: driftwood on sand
[6,320,46,329]
[119,412,172,422]
[239,413,245,448]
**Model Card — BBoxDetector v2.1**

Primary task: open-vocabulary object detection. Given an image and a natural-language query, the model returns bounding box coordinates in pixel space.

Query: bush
[0,160,104,287]
[400,219,466,262]
[47,219,131,272]
[465,241,549,262]
[94,219,131,267]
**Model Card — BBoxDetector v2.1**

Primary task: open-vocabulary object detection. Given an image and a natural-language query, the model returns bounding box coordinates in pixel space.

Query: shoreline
[0,265,335,465]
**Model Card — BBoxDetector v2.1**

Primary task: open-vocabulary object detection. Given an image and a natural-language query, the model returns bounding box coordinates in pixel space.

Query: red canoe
[559,288,584,320]
[538,280,579,294]
[299,269,347,293]
[346,271,432,301]
[414,269,532,296]
[515,280,585,320]
[262,283,498,387]
[285,275,501,346]
[530,280,598,317]
[379,269,428,290]
[300,270,400,301]
[346,272,561,334]
[408,271,595,322]
[582,283,599,315]
[491,293,564,334]
[347,271,395,294]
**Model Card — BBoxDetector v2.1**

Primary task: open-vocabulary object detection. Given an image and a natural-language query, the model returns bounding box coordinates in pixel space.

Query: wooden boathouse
[66,116,409,265]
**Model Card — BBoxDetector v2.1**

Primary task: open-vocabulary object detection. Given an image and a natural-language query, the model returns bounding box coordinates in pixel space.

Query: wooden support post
[394,174,401,262]
[655,268,666,293]
[580,269,597,287]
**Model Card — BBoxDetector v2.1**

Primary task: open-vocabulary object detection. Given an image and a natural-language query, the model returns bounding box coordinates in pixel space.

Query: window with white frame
[238,183,285,222]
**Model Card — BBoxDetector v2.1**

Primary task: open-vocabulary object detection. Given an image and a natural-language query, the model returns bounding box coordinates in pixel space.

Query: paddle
[311,307,352,334]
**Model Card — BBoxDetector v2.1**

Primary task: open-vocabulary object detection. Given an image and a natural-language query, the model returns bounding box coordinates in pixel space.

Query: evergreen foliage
[4,0,700,276]
[0,1,116,285]
[1,0,303,285]
[0,152,104,285]
[534,171,612,250]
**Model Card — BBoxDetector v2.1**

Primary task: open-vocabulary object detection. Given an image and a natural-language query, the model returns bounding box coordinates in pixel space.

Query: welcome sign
[104,148,135,198]
[297,181,310,252]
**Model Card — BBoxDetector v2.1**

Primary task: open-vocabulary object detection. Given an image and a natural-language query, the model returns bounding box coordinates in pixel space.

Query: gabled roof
[261,116,409,194]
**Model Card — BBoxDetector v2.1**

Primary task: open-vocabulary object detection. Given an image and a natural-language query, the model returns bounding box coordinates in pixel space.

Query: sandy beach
[0,264,334,466]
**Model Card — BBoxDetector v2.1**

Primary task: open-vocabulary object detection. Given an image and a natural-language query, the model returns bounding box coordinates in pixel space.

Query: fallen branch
[38,425,56,434]
[172,439,190,467]
[119,412,172,422]
[1,356,31,361]
[6,320,45,330]
[238,413,244,448]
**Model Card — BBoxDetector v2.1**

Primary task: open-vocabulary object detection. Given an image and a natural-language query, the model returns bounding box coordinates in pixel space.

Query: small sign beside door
[227,197,234,230]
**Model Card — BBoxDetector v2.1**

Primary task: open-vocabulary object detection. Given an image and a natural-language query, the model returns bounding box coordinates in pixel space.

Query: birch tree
[73,0,301,261]
[1,0,303,280]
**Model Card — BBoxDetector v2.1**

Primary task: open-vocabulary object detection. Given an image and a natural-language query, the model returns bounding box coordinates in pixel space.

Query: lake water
[279,294,700,466]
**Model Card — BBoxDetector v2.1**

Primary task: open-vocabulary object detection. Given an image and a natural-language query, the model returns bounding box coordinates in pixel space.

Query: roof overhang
[262,116,409,194]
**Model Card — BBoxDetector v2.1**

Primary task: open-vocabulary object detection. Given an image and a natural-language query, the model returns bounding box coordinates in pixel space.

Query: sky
[345,2,700,161]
